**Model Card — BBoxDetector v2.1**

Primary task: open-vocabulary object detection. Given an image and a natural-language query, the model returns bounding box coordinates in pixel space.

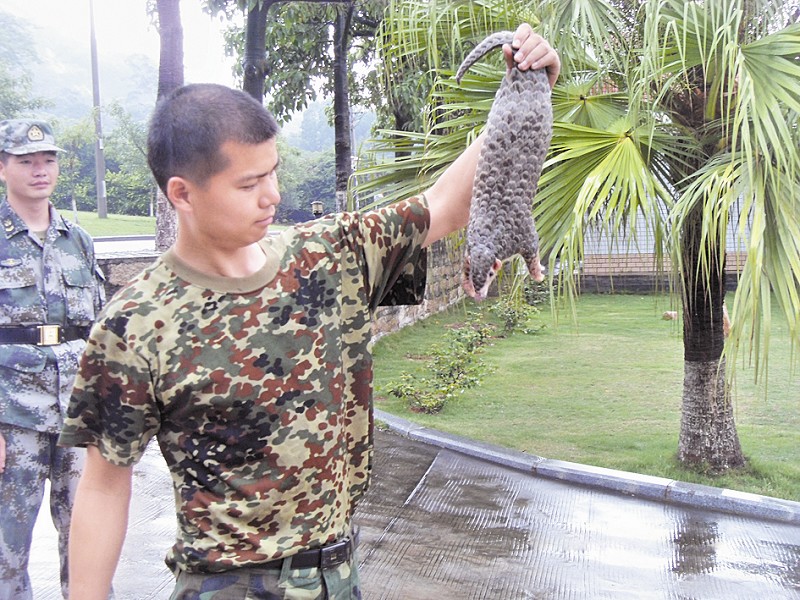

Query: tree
[274,143,336,221]
[51,120,96,214]
[0,10,47,118]
[153,0,185,250]
[209,0,385,210]
[355,0,800,473]
[104,103,157,217]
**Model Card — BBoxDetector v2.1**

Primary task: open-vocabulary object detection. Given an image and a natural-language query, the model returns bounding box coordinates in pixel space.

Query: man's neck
[172,238,268,279]
[7,196,51,231]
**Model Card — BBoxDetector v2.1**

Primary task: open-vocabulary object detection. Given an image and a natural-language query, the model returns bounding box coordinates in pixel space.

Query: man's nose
[260,179,280,205]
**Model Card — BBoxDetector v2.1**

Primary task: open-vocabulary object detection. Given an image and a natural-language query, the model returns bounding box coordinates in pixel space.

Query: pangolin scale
[456,31,553,300]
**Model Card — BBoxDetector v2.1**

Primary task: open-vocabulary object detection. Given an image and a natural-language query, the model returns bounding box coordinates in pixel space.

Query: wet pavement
[30,414,800,599]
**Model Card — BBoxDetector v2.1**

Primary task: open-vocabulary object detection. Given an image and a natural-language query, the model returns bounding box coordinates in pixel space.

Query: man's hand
[503,23,561,89]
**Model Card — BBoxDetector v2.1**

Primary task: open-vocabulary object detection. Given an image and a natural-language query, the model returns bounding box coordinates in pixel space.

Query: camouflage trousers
[171,550,362,600]
[0,422,84,600]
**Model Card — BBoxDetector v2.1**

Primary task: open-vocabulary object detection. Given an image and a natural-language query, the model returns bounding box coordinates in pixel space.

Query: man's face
[178,139,282,249]
[0,151,59,204]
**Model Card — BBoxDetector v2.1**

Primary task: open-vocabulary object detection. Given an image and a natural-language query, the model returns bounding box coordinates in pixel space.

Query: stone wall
[98,252,160,299]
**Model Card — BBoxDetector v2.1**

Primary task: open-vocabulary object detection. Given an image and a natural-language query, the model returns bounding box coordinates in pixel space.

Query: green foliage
[104,103,156,216]
[374,294,800,501]
[361,0,800,394]
[386,308,533,414]
[42,109,155,218]
[274,140,337,222]
[0,10,47,118]
[50,120,96,212]
[490,296,542,336]
[213,0,385,123]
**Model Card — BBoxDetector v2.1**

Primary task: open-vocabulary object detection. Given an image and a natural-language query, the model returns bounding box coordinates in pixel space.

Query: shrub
[384,306,538,414]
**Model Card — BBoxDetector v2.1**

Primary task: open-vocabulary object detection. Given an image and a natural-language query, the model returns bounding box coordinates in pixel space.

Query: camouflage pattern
[0,119,64,155]
[60,196,429,577]
[377,246,427,307]
[171,549,361,599]
[0,422,84,600]
[0,198,105,599]
[0,199,106,433]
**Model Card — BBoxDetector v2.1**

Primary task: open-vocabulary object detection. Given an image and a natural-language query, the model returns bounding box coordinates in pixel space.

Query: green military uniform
[60,196,429,598]
[0,197,106,598]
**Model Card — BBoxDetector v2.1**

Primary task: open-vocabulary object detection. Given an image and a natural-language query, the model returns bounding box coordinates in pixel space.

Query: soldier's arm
[69,446,133,600]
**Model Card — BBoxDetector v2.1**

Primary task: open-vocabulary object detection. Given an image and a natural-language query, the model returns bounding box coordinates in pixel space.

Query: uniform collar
[0,198,67,239]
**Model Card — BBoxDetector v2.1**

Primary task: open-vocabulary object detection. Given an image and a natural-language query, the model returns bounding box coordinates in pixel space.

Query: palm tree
[355,0,800,473]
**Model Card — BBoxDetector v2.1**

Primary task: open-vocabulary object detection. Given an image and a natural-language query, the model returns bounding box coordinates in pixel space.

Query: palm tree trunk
[678,205,744,471]
[679,358,743,471]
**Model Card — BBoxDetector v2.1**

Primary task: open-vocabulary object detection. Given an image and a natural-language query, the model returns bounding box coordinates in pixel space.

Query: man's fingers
[506,26,561,88]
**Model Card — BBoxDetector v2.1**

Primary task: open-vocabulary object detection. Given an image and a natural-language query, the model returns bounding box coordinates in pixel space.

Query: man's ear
[166,176,192,211]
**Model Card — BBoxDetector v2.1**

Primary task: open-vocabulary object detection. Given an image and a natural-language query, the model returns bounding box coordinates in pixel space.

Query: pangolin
[456,31,553,300]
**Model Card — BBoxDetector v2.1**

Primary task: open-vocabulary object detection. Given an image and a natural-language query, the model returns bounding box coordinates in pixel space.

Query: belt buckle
[38,325,61,346]
[320,539,350,569]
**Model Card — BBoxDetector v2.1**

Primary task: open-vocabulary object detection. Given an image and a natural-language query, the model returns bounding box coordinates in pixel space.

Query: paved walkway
[30,415,800,599]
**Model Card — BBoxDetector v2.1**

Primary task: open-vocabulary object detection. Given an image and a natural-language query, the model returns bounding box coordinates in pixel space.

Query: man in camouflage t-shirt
[0,119,106,599]
[60,25,560,600]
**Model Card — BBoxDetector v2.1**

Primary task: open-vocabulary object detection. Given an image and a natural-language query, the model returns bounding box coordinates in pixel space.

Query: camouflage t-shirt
[0,199,105,433]
[60,196,429,573]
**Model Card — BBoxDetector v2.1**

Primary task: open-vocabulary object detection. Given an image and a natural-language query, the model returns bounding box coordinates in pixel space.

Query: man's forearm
[423,131,486,247]
[69,450,133,599]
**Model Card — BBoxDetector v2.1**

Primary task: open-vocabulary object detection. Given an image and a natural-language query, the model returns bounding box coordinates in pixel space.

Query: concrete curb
[375,410,800,525]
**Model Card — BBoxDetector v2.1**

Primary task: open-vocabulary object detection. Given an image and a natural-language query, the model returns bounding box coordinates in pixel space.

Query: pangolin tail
[455,31,515,83]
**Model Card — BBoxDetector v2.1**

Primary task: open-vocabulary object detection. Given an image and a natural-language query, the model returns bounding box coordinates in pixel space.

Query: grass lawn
[372,293,800,502]
[70,211,156,237]
[67,211,289,237]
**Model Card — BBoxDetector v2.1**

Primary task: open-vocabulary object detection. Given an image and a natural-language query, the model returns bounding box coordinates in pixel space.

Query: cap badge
[27,125,45,143]
[0,258,21,267]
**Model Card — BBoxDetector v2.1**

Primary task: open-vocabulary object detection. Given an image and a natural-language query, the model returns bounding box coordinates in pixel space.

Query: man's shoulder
[101,257,171,311]
[52,211,95,251]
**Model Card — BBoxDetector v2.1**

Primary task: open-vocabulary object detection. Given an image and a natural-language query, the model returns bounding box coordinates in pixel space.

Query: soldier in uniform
[60,24,559,600]
[0,119,106,599]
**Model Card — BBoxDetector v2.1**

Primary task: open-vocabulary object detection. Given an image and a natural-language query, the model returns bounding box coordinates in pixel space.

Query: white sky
[0,0,238,87]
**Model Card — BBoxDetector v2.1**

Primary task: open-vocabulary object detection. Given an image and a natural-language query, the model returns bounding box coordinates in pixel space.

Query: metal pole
[89,0,107,218]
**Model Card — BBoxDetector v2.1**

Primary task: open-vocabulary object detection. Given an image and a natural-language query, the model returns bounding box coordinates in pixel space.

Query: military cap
[0,119,64,155]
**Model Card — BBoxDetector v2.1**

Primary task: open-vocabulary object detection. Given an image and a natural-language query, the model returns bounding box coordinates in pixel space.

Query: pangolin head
[463,245,502,301]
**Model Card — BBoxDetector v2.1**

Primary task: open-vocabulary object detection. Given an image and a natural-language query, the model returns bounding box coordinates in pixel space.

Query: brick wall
[581,251,747,275]
[579,251,745,293]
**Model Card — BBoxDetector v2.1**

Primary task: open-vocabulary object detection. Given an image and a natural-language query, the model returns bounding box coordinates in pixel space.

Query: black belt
[0,325,91,346]
[264,531,358,571]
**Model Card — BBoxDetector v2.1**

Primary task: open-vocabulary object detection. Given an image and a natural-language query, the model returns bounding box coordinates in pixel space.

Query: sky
[2,0,238,85]
[0,0,240,116]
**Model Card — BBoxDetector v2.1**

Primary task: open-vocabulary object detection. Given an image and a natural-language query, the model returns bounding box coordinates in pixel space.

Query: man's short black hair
[147,83,280,194]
